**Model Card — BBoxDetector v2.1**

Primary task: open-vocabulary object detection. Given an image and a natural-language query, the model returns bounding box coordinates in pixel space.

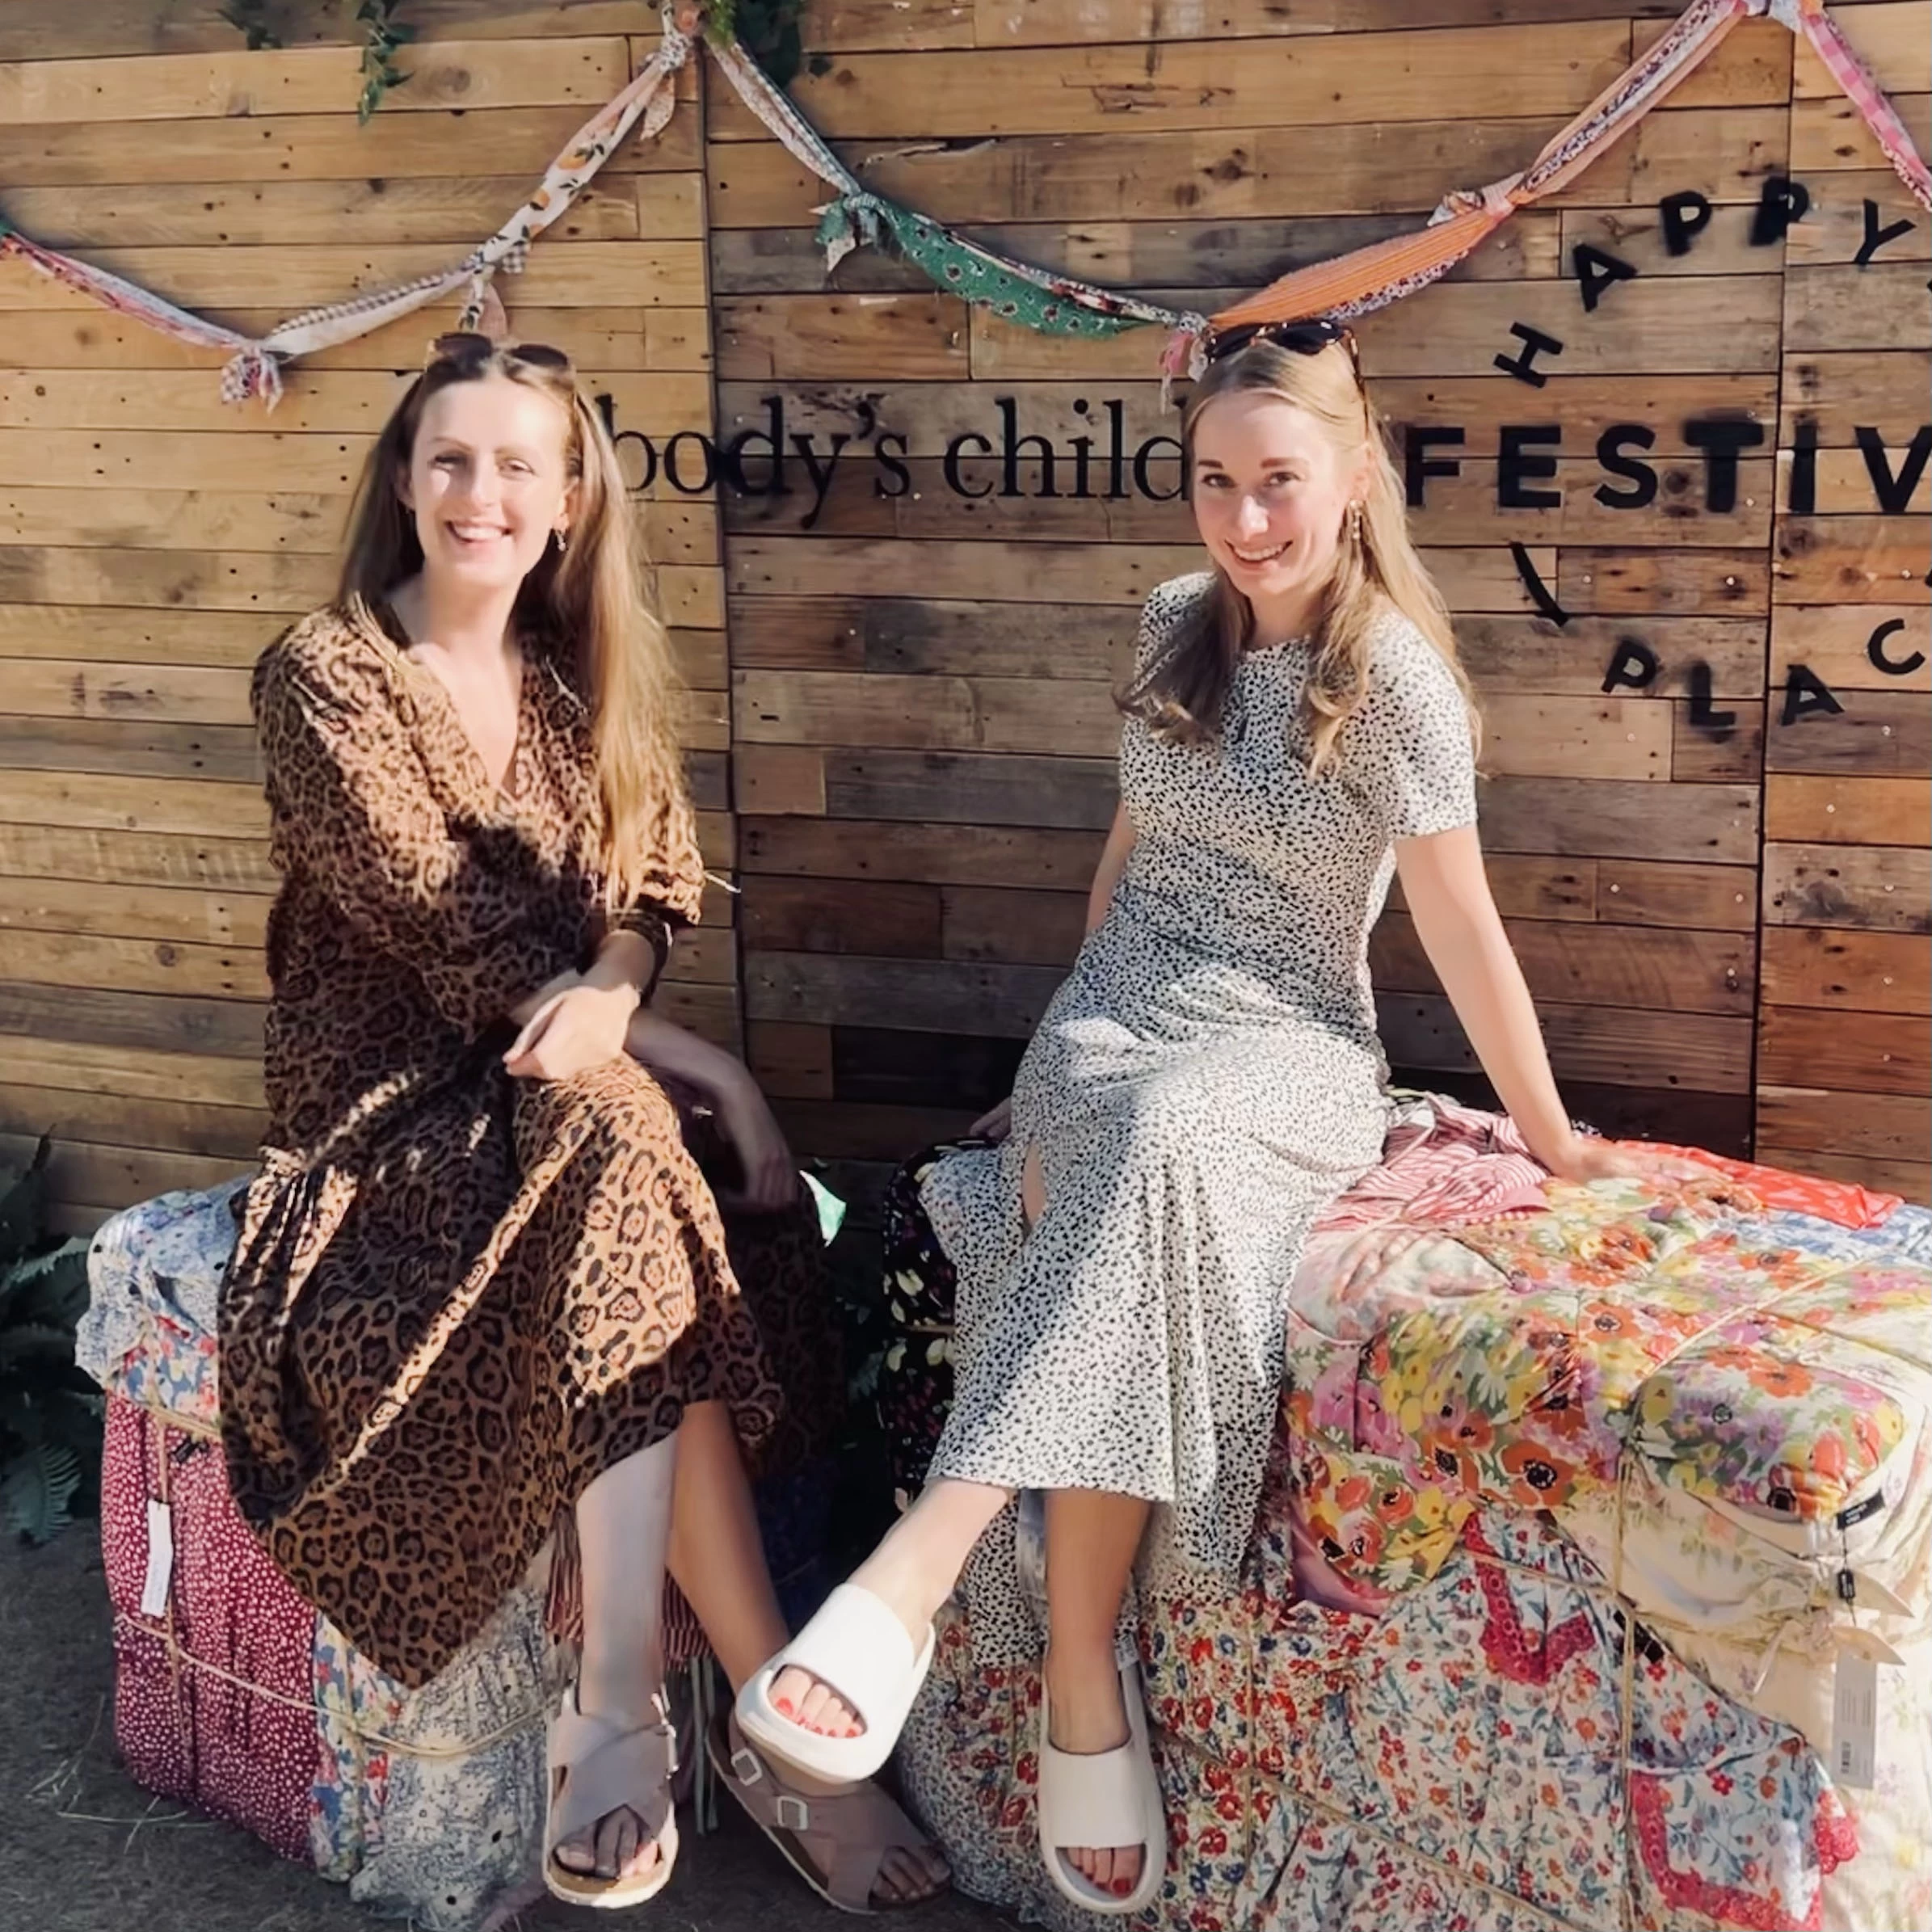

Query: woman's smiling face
[1189,389,1361,620]
[400,372,575,591]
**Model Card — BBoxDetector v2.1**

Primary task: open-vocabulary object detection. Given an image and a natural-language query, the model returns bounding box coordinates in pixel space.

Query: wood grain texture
[0,4,733,1222]
[7,0,1927,1215]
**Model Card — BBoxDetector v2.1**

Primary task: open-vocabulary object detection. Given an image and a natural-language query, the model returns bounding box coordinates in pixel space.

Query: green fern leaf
[1,1441,81,1545]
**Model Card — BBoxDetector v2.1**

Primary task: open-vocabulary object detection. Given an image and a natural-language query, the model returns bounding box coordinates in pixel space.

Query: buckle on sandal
[774,1794,811,1832]
[731,1746,764,1787]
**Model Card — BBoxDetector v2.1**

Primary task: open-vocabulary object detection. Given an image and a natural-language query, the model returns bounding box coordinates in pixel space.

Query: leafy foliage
[219,1,282,51]
[0,1140,103,1546]
[699,0,828,86]
[219,0,416,118]
[354,0,416,123]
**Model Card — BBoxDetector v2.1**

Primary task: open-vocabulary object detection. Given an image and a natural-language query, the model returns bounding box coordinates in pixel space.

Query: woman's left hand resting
[1541,1132,1715,1188]
[503,981,638,1081]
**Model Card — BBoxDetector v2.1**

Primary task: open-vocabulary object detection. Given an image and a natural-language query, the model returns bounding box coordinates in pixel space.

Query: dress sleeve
[604,782,707,996]
[1343,619,1479,841]
[253,631,569,1039]
[1130,571,1210,682]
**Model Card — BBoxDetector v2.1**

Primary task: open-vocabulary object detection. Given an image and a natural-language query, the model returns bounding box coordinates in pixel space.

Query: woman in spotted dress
[220,335,945,1913]
[734,328,1694,1914]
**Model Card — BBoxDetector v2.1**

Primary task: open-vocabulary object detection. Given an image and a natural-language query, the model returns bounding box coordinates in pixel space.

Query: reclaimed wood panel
[1764,775,1931,846]
[706,23,1638,141]
[0,2,733,1223]
[1757,107,1931,1181]
[9,1,1926,1214]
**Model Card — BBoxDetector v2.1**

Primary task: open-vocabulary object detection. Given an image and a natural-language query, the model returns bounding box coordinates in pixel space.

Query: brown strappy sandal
[710,1709,948,1915]
[545,1682,680,1909]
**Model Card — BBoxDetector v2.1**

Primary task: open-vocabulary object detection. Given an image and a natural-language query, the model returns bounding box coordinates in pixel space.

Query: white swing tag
[1830,1650,1879,1790]
[139,1498,175,1619]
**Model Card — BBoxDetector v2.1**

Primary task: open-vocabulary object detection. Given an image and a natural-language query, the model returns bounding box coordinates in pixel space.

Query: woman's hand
[503,981,638,1082]
[1541,1131,1715,1188]
[713,1070,798,1213]
[970,1096,1012,1143]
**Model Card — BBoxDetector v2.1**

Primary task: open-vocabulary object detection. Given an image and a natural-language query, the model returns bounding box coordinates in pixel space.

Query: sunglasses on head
[1205,317,1360,377]
[423,331,574,373]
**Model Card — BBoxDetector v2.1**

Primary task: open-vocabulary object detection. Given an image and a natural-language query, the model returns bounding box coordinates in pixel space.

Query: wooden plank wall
[1757,6,1932,1200]
[713,0,1930,1204]
[0,1,1926,1229]
[0,0,733,1231]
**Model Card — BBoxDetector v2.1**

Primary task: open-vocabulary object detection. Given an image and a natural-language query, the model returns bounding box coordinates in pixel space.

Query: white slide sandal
[1038,1663,1165,1917]
[734,1582,937,1785]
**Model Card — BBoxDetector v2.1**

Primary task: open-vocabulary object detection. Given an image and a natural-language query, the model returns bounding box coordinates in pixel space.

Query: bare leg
[668,1400,949,1903]
[1043,1488,1152,1898]
[556,1433,677,1883]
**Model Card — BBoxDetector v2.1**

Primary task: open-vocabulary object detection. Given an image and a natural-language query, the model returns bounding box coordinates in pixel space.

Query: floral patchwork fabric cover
[884,1121,1932,1932]
[1286,1170,1930,1614]
[83,1184,559,1931]
[901,1492,1859,1932]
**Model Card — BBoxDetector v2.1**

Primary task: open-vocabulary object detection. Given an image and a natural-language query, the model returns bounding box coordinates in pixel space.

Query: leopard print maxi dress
[221,600,783,1689]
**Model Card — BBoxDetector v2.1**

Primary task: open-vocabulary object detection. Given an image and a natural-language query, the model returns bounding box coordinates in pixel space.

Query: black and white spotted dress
[915,571,1479,1665]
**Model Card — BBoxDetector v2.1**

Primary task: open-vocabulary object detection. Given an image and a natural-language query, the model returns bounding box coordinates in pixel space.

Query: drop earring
[552,528,569,556]
[1346,502,1363,544]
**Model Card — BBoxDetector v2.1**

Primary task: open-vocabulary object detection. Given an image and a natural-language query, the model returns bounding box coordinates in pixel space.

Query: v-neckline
[369,596,530,805]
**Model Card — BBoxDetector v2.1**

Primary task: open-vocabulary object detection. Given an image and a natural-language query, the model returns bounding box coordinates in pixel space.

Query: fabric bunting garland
[707,24,1203,343]
[0,0,1925,406]
[0,13,697,406]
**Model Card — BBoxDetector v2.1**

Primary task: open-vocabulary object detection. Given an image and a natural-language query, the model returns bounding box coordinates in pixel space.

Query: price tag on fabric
[139,1498,175,1619]
[1831,1652,1879,1790]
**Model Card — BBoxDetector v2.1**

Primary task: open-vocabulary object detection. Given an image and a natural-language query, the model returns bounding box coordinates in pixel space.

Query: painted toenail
[1112,1878,1132,1896]
[774,1696,794,1715]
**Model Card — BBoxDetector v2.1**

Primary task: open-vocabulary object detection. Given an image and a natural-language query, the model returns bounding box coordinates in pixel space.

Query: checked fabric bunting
[1,0,1926,404]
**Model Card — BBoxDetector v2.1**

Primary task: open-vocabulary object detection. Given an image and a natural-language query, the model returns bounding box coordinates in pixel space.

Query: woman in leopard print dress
[220,336,945,1911]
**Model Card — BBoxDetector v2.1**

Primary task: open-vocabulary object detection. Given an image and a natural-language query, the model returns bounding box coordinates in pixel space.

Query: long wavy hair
[338,340,684,908]
[1122,338,1478,777]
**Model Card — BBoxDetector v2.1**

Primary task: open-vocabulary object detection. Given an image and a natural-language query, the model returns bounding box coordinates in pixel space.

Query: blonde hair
[1123,338,1478,776]
[338,342,685,908]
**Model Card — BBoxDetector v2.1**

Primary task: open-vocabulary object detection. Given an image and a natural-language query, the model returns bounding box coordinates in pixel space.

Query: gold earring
[1347,502,1363,544]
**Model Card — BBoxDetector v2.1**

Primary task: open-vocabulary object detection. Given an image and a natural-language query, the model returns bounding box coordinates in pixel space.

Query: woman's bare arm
[1394,824,1584,1173]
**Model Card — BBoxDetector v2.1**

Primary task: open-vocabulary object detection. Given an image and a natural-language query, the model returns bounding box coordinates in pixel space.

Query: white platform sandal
[734,1582,937,1785]
[1038,1663,1165,1917]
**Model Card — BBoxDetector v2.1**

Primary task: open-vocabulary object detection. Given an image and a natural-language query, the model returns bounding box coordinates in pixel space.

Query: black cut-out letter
[1510,541,1568,625]
[1404,425,1465,507]
[1855,197,1917,267]
[1594,423,1659,508]
[1750,175,1810,247]
[1493,322,1565,387]
[1685,416,1766,514]
[1787,413,1818,516]
[943,430,995,499]
[1132,435,1184,503]
[998,397,1059,498]
[1572,242,1637,314]
[720,394,791,498]
[1658,190,1712,257]
[873,432,911,498]
[1499,424,1563,510]
[1781,663,1845,727]
[1867,617,1927,677]
[1602,638,1660,692]
[1855,424,1932,516]
[1689,663,1736,738]
[597,393,659,491]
